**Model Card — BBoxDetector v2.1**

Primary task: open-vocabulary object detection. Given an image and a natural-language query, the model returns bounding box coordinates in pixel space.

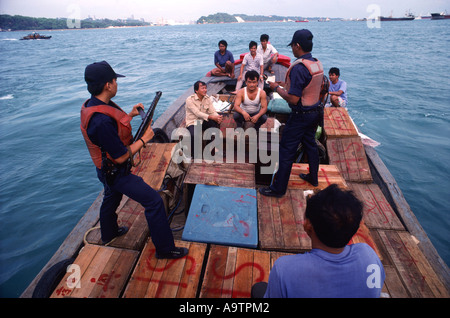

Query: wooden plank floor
[47,128,448,299]
[327,137,373,182]
[348,182,405,231]
[184,161,255,188]
[323,107,359,138]
[123,240,207,298]
[258,189,310,251]
[51,244,139,298]
[199,244,291,298]
[371,230,449,298]
[288,163,348,190]
[84,143,177,250]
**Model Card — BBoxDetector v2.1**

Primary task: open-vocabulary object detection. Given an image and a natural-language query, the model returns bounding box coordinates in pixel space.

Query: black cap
[287,29,313,52]
[84,61,125,85]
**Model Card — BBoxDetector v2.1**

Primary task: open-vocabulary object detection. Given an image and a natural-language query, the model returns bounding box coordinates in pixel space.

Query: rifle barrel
[133,91,162,142]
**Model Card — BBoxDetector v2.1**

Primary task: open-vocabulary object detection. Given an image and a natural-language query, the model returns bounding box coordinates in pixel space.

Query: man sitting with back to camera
[232,70,268,131]
[252,184,385,298]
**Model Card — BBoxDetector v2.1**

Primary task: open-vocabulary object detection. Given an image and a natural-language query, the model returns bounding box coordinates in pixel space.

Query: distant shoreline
[1,13,347,31]
[3,24,155,33]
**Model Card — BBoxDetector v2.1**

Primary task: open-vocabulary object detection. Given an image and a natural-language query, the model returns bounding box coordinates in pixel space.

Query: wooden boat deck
[22,66,449,299]
[46,112,448,299]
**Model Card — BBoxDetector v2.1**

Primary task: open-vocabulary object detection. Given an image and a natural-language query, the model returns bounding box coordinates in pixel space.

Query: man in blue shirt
[252,184,385,298]
[81,61,188,259]
[211,40,235,78]
[328,67,348,107]
[260,29,323,197]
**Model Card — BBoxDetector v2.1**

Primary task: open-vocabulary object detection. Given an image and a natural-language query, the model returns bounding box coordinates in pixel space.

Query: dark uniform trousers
[270,107,322,195]
[97,167,175,253]
[187,120,220,160]
[233,112,268,131]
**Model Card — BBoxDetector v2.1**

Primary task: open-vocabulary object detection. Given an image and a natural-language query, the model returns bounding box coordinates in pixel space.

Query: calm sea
[0,20,449,297]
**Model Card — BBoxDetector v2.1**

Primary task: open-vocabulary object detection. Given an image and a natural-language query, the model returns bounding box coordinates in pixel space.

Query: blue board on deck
[182,184,258,248]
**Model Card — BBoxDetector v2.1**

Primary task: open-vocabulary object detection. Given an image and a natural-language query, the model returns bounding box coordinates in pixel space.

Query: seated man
[233,70,268,131]
[327,67,348,107]
[235,41,264,92]
[257,34,279,74]
[211,40,235,78]
[252,184,385,298]
[185,81,223,158]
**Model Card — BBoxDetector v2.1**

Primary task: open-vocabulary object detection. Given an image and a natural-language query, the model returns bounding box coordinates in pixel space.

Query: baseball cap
[287,29,313,52]
[84,61,125,85]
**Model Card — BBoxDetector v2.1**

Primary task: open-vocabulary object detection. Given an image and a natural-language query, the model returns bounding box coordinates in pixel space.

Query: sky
[0,0,448,22]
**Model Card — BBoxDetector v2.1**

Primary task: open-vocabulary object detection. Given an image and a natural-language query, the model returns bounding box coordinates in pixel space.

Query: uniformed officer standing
[259,30,324,197]
[80,61,188,259]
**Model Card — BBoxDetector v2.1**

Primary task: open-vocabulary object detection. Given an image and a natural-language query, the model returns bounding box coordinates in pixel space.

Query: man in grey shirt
[234,41,264,92]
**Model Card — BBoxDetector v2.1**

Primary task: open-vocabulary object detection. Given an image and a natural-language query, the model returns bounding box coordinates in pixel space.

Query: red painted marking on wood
[54,286,72,297]
[211,257,265,282]
[320,168,331,185]
[91,271,122,292]
[131,247,198,297]
[363,187,396,224]
[328,109,353,131]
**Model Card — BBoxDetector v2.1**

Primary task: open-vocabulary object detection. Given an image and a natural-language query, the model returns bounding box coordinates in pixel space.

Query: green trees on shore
[0,14,150,31]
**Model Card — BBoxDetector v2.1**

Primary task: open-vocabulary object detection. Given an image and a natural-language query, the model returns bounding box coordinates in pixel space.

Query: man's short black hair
[87,79,114,96]
[218,40,228,48]
[245,70,260,81]
[329,67,340,77]
[249,41,257,49]
[260,34,269,42]
[305,184,363,248]
[194,80,206,92]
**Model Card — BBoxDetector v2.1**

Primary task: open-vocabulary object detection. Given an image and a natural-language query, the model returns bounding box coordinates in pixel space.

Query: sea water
[0,20,449,297]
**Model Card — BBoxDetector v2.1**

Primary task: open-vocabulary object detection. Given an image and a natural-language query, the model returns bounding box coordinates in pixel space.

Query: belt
[291,106,323,114]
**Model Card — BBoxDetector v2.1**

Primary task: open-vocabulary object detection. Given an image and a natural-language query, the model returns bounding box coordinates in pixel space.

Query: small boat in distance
[20,33,52,40]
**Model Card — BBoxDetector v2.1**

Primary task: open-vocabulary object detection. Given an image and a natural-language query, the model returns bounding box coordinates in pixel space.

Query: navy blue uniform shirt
[86,96,128,161]
[288,52,315,109]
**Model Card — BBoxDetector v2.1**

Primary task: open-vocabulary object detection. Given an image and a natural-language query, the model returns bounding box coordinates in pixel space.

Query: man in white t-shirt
[233,70,268,131]
[257,34,279,74]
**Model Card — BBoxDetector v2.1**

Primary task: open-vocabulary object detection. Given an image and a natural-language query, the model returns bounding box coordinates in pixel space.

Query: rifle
[133,91,162,143]
[129,91,162,167]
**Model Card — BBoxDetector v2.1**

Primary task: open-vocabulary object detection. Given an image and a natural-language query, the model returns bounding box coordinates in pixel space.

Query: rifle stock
[133,91,162,143]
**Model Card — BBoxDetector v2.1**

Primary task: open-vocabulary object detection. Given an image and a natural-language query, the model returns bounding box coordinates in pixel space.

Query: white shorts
[325,96,347,107]
[337,96,347,107]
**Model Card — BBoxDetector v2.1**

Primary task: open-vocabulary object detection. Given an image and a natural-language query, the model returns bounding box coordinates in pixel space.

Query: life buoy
[32,258,75,298]
[149,128,170,143]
